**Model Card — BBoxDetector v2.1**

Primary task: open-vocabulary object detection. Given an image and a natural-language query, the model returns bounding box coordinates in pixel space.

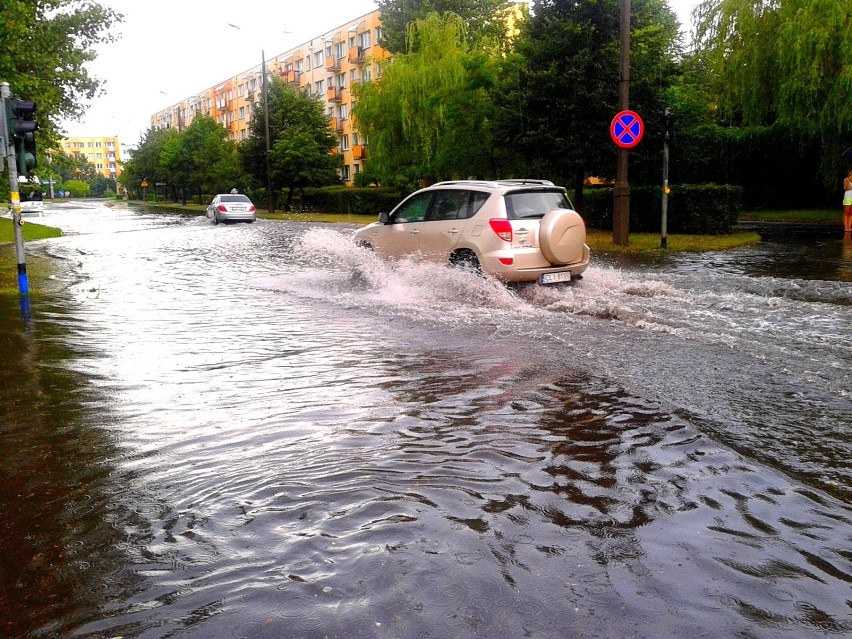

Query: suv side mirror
[379,212,390,224]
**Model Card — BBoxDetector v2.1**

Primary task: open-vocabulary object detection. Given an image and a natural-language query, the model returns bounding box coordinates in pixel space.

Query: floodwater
[0,201,849,639]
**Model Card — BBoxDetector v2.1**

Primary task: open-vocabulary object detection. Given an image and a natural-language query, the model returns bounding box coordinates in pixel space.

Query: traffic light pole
[661,107,672,250]
[1,81,31,316]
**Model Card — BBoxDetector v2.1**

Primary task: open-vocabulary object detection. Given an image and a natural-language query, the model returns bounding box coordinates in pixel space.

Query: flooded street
[1,201,849,638]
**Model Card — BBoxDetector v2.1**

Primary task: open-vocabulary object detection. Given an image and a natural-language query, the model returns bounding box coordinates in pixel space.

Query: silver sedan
[207,194,256,224]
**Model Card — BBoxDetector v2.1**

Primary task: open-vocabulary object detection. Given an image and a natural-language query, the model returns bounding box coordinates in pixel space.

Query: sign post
[141,179,149,201]
[613,0,633,247]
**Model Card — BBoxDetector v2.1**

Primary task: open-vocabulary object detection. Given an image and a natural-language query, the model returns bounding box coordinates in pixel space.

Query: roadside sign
[141,180,149,187]
[610,110,644,148]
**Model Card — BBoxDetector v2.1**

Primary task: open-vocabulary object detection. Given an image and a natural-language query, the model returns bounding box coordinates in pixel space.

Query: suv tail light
[489,219,513,242]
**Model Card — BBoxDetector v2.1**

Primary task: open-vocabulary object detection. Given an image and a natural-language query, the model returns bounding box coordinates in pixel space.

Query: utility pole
[613,0,631,246]
[262,50,274,213]
[1,81,31,319]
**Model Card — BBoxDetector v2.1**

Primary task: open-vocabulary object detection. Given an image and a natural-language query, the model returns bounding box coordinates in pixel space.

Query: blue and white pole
[1,81,32,319]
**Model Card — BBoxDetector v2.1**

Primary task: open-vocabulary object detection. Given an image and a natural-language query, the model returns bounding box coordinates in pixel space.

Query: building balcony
[280,69,300,85]
[326,86,343,102]
[330,118,344,132]
[352,144,367,160]
[348,46,365,64]
[325,56,341,71]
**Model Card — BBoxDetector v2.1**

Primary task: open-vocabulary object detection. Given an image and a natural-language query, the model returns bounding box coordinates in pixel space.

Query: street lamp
[228,23,282,213]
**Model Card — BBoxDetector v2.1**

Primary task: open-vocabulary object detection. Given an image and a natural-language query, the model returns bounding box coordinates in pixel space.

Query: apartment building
[151,10,389,185]
[61,135,122,178]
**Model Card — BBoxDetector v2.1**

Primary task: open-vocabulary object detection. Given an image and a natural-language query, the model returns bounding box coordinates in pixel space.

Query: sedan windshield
[505,189,572,219]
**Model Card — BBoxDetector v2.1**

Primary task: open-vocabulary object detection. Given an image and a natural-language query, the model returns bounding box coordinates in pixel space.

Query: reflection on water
[0,204,849,638]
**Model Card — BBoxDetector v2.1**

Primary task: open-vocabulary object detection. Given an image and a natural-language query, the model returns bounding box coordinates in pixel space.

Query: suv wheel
[449,250,481,274]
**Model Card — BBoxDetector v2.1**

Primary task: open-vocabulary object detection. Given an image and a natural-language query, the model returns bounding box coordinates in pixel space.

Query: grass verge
[0,217,63,243]
[738,209,840,224]
[586,229,761,253]
[0,219,63,298]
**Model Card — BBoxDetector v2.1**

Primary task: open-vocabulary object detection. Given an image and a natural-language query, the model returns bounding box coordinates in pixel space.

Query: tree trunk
[573,168,585,214]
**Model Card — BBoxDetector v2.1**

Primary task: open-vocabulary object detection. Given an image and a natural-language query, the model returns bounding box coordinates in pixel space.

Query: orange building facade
[150,10,389,185]
[61,135,122,178]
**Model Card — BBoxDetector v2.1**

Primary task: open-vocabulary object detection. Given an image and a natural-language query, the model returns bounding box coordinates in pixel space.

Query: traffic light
[7,99,38,177]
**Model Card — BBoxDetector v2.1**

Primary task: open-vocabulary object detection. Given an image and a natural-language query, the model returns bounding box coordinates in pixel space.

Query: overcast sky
[61,0,701,148]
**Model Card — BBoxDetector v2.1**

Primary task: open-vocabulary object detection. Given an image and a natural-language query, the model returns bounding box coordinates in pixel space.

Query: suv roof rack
[430,179,556,188]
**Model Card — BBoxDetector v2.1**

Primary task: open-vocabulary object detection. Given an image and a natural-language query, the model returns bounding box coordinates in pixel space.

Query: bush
[298,186,402,215]
[63,179,90,198]
[577,183,742,234]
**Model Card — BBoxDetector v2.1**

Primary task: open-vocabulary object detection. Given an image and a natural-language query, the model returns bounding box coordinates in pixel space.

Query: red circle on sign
[610,110,644,148]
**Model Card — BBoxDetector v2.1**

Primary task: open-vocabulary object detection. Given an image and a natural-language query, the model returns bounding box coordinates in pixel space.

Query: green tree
[498,0,681,208]
[50,148,99,183]
[354,12,503,186]
[0,0,122,148]
[694,0,852,182]
[376,0,513,53]
[240,77,341,210]
[161,116,241,204]
[120,127,180,200]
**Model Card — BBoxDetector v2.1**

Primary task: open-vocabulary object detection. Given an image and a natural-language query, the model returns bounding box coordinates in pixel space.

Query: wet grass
[738,209,840,224]
[0,220,63,298]
[0,217,63,243]
[586,229,761,253]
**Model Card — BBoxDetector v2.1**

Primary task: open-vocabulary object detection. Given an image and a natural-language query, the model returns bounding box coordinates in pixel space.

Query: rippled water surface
[1,202,849,638]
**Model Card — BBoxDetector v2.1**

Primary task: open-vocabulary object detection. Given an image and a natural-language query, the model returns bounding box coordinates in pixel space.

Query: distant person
[844,168,852,235]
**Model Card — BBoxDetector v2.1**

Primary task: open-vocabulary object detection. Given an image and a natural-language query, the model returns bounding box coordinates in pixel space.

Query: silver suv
[352,179,590,284]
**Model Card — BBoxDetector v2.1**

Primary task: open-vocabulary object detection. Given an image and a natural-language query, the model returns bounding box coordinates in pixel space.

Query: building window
[314,50,324,67]
[296,59,304,73]
[375,27,382,43]
[342,165,350,180]
[315,79,324,94]
[239,106,245,119]
[338,104,348,120]
[337,73,345,88]
[341,134,350,150]
[359,31,371,49]
[336,41,346,59]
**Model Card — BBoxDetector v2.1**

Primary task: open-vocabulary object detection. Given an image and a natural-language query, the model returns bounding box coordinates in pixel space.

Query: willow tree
[354,12,502,186]
[375,0,511,53]
[694,0,852,180]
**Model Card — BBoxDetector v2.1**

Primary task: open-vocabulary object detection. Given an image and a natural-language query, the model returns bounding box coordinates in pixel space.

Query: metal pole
[262,50,274,213]
[661,107,671,249]
[613,0,631,246]
[1,81,31,318]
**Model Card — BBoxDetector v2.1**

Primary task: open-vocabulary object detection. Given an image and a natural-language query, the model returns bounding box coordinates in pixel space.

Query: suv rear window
[504,189,572,220]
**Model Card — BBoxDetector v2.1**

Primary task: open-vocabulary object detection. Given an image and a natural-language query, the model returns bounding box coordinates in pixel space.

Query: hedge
[286,186,402,215]
[576,183,742,234]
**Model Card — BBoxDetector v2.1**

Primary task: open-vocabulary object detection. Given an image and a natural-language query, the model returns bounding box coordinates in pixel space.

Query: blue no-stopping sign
[610,110,644,148]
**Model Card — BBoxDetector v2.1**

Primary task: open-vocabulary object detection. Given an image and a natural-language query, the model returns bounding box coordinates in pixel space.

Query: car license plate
[540,271,572,284]
[232,206,244,211]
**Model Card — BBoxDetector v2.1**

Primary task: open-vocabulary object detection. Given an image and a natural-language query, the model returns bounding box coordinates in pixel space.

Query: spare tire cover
[539,209,586,265]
